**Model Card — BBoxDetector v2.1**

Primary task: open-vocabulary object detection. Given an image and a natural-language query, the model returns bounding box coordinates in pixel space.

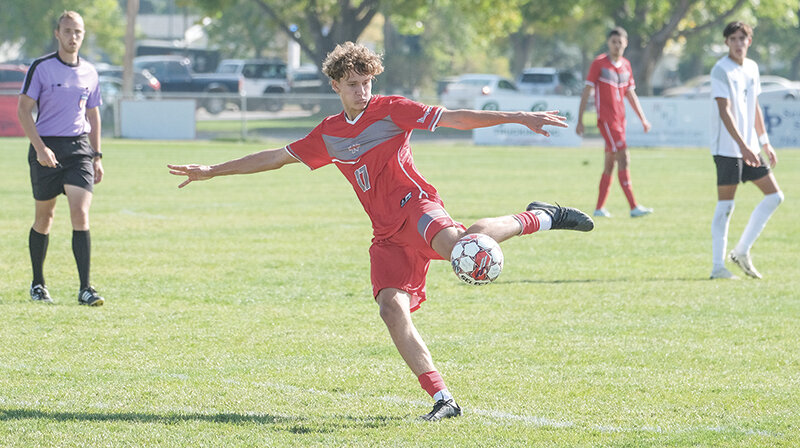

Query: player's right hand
[36,146,59,168]
[575,122,584,136]
[740,146,761,167]
[167,164,212,188]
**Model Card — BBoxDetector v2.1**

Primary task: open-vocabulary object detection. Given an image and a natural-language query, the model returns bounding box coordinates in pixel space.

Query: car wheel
[481,102,499,111]
[205,97,226,115]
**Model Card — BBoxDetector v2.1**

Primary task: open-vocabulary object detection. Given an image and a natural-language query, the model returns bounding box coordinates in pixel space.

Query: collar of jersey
[55,52,81,68]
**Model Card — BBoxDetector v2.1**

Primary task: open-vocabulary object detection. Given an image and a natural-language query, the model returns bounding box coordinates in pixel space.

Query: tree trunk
[509,32,535,76]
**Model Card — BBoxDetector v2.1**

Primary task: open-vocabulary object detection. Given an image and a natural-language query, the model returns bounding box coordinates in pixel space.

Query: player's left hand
[522,110,568,137]
[168,164,213,188]
[93,159,104,184]
[764,144,778,167]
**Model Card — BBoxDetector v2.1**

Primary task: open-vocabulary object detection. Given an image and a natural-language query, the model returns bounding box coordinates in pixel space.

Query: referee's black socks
[29,228,49,286]
[72,230,91,290]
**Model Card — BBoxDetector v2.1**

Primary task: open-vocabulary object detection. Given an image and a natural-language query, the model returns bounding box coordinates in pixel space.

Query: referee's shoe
[30,283,53,303]
[78,287,104,306]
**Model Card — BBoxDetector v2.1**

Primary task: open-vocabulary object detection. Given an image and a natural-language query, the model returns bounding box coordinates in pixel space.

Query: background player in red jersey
[169,42,594,421]
[576,27,653,218]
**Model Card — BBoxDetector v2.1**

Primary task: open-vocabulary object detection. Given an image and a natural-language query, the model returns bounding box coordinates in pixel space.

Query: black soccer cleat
[78,287,104,306]
[527,201,594,232]
[30,283,54,303]
[419,399,462,422]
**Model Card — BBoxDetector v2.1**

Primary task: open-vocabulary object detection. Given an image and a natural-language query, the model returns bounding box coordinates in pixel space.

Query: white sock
[531,210,552,231]
[734,191,783,255]
[711,200,735,269]
[433,389,453,402]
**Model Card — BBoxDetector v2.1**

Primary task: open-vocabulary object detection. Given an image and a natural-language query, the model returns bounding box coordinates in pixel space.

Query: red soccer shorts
[369,195,465,312]
[597,119,627,153]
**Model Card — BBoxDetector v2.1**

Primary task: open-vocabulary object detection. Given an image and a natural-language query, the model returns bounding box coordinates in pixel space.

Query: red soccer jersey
[286,95,444,240]
[585,54,635,128]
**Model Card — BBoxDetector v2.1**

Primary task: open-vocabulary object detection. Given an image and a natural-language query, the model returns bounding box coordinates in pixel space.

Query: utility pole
[123,0,139,98]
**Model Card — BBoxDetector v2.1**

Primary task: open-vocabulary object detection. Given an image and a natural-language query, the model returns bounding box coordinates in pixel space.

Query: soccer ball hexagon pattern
[450,233,504,285]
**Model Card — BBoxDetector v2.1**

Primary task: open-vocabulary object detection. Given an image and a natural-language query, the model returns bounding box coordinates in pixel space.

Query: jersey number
[354,164,371,192]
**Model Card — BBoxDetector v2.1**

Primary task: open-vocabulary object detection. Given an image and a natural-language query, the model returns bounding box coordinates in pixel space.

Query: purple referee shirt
[20,53,102,137]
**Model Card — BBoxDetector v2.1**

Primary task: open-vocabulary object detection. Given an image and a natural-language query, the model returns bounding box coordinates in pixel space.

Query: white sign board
[120,100,196,140]
[760,100,800,148]
[625,98,712,147]
[472,95,582,147]
[471,95,800,149]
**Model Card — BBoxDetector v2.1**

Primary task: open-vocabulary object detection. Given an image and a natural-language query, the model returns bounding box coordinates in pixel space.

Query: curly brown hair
[321,41,384,81]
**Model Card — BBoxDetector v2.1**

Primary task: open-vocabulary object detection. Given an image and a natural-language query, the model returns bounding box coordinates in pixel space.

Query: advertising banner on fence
[0,94,25,137]
[472,95,799,149]
[472,95,582,147]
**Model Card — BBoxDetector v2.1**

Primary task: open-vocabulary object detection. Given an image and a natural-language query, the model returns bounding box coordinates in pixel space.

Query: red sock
[418,371,447,398]
[596,173,612,210]
[513,211,541,235]
[618,169,637,209]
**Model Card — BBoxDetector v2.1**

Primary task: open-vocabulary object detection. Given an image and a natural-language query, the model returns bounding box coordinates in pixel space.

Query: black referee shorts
[713,154,771,186]
[28,135,95,201]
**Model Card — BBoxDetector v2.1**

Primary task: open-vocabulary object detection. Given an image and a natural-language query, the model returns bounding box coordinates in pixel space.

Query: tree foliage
[1,0,125,63]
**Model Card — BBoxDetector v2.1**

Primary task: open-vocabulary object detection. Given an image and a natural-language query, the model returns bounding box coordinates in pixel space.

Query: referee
[17,11,104,306]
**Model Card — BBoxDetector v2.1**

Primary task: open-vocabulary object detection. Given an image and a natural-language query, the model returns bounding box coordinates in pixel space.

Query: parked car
[663,74,800,100]
[661,75,710,98]
[133,55,242,114]
[759,76,800,101]
[0,63,27,92]
[95,63,161,94]
[216,58,290,111]
[517,67,581,96]
[439,74,518,109]
[288,65,339,113]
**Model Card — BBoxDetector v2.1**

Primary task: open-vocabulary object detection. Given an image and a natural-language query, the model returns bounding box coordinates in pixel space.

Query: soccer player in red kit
[169,42,594,421]
[576,27,653,218]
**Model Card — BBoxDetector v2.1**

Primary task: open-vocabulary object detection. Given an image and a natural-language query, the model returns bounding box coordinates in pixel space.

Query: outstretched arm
[437,109,567,137]
[625,89,651,133]
[168,147,299,188]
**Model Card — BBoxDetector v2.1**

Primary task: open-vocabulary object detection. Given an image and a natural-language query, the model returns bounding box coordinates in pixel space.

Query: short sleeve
[86,74,102,109]
[585,59,601,87]
[385,96,443,132]
[750,61,761,98]
[20,65,41,100]
[710,64,729,100]
[626,59,636,90]
[285,123,330,170]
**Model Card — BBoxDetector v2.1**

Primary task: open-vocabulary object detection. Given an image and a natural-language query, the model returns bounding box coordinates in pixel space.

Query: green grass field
[1,136,798,447]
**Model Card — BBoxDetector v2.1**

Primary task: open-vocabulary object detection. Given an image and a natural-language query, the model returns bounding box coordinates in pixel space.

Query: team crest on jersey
[347,143,362,154]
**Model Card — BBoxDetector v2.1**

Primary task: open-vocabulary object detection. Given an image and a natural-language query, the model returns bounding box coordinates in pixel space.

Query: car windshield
[460,79,492,86]
[217,64,238,74]
[521,73,555,83]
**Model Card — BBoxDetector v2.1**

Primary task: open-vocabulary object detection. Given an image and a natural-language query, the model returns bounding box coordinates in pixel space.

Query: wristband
[93,152,103,159]
[758,134,769,146]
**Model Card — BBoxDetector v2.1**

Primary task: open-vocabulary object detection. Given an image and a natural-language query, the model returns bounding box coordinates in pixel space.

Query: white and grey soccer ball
[450,233,504,285]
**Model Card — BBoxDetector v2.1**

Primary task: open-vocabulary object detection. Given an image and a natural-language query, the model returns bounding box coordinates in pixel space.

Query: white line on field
[243,379,779,437]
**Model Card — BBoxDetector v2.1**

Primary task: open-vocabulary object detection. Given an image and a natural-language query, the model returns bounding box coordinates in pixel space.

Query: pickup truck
[216,59,290,112]
[133,55,242,114]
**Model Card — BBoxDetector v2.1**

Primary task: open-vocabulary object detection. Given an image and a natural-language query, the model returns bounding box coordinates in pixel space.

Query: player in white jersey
[709,21,783,280]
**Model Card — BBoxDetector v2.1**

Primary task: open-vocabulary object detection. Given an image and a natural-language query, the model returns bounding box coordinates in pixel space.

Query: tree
[506,0,585,76]
[203,1,284,59]
[0,0,125,63]
[190,0,394,71]
[591,0,797,95]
